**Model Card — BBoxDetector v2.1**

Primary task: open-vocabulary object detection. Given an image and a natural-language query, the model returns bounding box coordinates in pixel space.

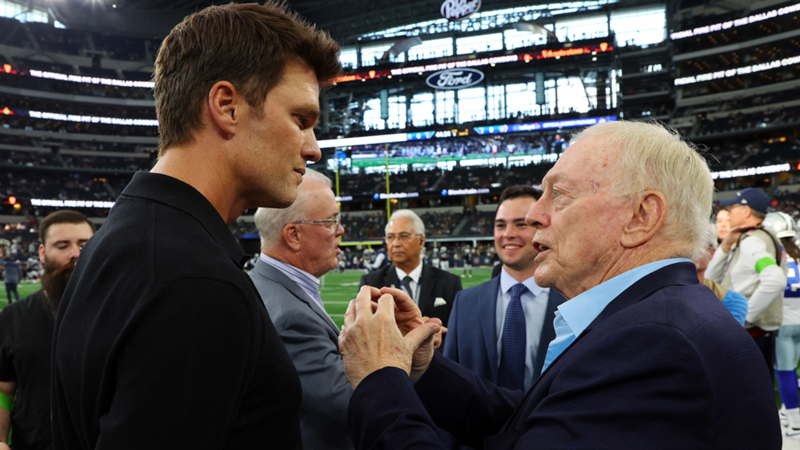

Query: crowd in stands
[0,170,129,203]
[438,166,505,190]
[460,211,496,236]
[340,213,386,240]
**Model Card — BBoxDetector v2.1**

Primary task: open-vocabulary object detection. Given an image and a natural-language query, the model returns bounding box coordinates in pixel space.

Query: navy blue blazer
[347,263,781,449]
[443,276,566,384]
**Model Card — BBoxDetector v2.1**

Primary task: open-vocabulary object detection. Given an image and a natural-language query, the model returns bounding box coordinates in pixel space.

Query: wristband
[0,392,12,412]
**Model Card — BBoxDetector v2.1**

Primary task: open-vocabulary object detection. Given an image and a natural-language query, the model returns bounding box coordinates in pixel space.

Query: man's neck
[395,260,421,275]
[504,264,537,284]
[151,146,245,223]
[561,243,681,299]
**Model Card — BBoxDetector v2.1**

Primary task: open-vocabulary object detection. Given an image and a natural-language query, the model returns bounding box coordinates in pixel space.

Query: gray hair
[254,169,333,249]
[385,209,426,236]
[571,120,713,260]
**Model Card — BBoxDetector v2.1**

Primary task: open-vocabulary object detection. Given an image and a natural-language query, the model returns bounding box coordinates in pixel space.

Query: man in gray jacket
[249,169,351,450]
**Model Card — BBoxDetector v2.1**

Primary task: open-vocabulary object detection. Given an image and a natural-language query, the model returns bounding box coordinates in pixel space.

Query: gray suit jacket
[249,259,353,450]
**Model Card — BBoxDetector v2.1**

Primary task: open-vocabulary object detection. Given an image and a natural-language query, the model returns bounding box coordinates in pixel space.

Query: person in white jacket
[706,188,787,384]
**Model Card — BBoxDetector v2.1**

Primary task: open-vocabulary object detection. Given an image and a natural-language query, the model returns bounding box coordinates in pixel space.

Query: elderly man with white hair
[249,169,353,450]
[359,209,462,341]
[339,121,781,449]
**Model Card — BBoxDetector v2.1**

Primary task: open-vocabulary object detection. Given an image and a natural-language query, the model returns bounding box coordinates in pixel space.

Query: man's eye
[552,190,562,199]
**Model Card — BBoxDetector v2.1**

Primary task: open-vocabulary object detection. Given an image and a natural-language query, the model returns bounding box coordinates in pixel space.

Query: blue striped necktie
[498,283,527,390]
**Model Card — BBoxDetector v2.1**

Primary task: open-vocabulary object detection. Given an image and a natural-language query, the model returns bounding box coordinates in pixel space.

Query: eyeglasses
[386,233,420,243]
[292,215,341,231]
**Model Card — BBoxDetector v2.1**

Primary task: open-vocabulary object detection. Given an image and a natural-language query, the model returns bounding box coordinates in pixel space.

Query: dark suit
[347,263,782,449]
[444,276,566,384]
[360,263,462,328]
[250,260,353,450]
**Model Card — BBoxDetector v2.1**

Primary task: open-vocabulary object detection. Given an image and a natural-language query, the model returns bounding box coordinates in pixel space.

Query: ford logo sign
[440,0,481,21]
[426,69,485,90]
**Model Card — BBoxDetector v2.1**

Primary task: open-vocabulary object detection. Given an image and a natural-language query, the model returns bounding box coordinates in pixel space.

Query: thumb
[404,321,440,350]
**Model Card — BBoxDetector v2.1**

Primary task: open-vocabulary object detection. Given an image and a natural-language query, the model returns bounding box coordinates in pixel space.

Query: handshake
[338,286,447,390]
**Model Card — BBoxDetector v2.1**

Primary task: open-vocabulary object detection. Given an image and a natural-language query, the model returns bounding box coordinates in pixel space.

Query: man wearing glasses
[360,209,462,346]
[250,169,353,450]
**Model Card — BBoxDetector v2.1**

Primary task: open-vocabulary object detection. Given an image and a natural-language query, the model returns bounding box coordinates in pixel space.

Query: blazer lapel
[257,260,340,335]
[480,277,502,384]
[384,264,401,289]
[417,264,436,314]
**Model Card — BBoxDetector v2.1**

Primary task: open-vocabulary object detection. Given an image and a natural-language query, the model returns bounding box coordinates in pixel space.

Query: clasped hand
[338,286,445,390]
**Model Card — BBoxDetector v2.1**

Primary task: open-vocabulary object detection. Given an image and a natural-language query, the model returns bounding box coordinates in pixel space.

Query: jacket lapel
[480,277,502,383]
[417,264,436,314]
[256,259,340,335]
[383,264,401,289]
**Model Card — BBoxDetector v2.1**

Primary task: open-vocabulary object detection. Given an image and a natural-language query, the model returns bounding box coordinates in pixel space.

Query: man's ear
[283,224,302,252]
[420,235,426,247]
[621,190,667,248]
[207,81,241,137]
[38,243,46,264]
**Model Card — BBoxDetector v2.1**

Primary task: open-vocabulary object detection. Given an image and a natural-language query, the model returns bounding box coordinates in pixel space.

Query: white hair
[571,120,713,260]
[254,169,334,249]
[385,209,425,236]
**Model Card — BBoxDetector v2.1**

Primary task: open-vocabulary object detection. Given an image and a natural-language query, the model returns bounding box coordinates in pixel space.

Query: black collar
[120,172,250,268]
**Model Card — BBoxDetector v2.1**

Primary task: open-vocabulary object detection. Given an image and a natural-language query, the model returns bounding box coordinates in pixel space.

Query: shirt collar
[557,258,691,336]
[395,262,423,283]
[259,253,321,290]
[499,266,545,298]
[120,172,249,267]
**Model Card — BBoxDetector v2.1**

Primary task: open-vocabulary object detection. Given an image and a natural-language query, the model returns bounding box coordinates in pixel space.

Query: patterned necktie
[403,276,415,303]
[498,283,528,390]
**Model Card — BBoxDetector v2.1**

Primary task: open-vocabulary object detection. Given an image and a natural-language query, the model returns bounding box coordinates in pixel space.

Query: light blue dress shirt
[496,267,548,391]
[541,258,691,374]
[260,253,325,310]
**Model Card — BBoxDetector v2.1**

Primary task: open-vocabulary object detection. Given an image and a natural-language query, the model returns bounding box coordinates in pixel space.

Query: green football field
[0,269,493,328]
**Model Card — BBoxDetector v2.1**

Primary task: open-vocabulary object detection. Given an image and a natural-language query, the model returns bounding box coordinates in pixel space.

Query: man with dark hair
[445,186,565,391]
[0,210,95,450]
[51,3,341,449]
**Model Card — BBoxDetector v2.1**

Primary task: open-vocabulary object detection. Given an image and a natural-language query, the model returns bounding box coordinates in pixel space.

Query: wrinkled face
[235,60,322,209]
[525,137,631,298]
[39,222,95,268]
[386,218,424,268]
[298,182,344,278]
[715,209,730,240]
[495,197,538,272]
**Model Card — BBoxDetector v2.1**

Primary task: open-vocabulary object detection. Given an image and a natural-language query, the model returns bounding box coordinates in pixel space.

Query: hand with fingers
[339,286,441,390]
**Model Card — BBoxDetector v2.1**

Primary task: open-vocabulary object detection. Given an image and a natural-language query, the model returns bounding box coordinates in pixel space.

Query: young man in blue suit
[444,186,565,391]
[338,121,781,449]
